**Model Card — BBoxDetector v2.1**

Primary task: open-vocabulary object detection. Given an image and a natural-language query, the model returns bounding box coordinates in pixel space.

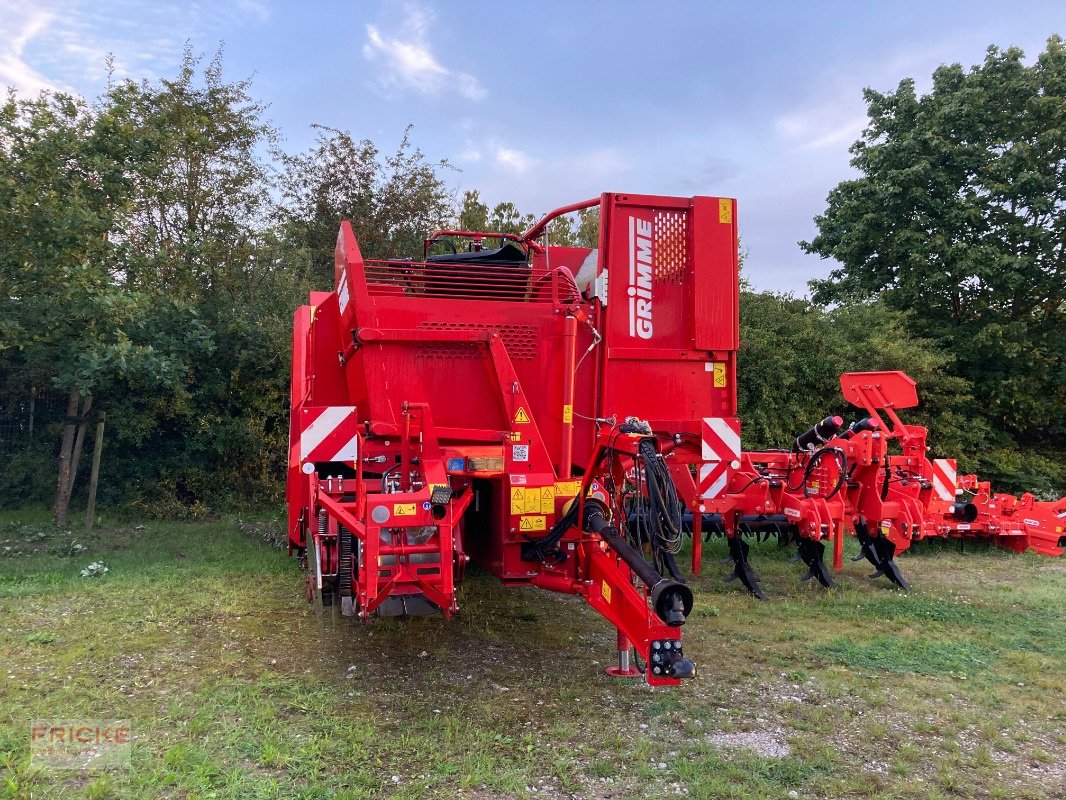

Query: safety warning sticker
[519,515,546,531]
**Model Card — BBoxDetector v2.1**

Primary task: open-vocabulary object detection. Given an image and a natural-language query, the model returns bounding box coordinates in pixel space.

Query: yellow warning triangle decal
[513,406,530,424]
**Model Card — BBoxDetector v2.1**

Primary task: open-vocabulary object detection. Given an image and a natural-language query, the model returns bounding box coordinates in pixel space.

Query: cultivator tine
[852,521,883,568]
[796,539,835,589]
[881,561,909,591]
[854,522,910,591]
[725,536,767,599]
[868,536,910,590]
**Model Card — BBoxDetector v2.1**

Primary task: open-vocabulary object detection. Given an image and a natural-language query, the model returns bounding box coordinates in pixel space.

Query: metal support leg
[605,629,641,678]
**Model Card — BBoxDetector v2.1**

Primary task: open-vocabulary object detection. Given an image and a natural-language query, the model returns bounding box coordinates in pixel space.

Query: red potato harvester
[286,193,1064,685]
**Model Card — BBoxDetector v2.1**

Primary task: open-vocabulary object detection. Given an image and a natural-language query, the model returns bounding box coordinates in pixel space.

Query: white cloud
[458,143,482,162]
[775,108,867,152]
[0,3,64,95]
[0,1,272,99]
[362,4,485,101]
[233,0,271,23]
[772,34,1029,155]
[456,143,637,220]
[493,145,532,173]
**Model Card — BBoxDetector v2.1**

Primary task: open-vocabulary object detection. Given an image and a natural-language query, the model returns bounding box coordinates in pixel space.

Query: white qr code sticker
[512,444,529,462]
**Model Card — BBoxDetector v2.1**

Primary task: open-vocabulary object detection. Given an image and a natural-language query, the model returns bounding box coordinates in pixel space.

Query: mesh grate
[416,343,480,360]
[653,211,687,284]
[417,321,538,360]
[364,259,541,302]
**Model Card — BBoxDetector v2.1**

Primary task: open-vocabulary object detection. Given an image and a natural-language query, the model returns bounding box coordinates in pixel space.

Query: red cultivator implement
[700,369,1065,597]
[286,193,1064,685]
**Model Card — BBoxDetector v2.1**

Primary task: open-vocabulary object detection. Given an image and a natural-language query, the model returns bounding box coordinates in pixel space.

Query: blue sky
[1,1,1062,292]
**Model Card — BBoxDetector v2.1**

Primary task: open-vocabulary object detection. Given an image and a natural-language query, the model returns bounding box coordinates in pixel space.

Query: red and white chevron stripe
[300,406,359,463]
[699,417,741,499]
[930,458,957,501]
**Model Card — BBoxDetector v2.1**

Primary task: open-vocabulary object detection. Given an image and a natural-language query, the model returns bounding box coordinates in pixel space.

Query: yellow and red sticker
[712,362,727,388]
[554,480,581,497]
[519,515,546,531]
[510,487,555,515]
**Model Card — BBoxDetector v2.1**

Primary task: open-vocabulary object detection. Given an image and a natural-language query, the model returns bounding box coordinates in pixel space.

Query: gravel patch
[706,731,791,758]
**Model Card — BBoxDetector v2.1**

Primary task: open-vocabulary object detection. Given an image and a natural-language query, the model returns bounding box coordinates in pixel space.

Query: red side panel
[287,306,312,548]
[597,193,739,428]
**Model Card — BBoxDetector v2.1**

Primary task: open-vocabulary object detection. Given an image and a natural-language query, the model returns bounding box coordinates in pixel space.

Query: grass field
[0,509,1063,799]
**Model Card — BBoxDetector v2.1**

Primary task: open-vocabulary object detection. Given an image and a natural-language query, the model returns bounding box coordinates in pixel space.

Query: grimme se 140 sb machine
[287,193,1065,687]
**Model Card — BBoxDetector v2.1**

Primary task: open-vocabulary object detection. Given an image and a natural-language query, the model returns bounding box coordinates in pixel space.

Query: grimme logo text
[628,216,653,339]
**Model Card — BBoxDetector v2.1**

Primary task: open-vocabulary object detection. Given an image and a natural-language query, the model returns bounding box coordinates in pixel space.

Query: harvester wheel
[306,539,334,612]
[337,526,354,599]
[336,526,359,617]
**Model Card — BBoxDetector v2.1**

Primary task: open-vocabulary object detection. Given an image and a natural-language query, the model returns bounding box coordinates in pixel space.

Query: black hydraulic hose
[802,447,848,499]
[793,415,844,452]
[380,464,401,492]
[839,417,880,440]
[637,438,683,551]
[522,495,581,562]
[659,549,684,583]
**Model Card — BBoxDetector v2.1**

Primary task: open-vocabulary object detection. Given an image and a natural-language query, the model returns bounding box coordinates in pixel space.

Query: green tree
[487,201,536,235]
[280,124,454,271]
[99,48,295,511]
[457,193,580,250]
[457,189,489,231]
[546,215,576,246]
[801,37,1066,490]
[108,47,278,301]
[0,88,210,523]
[575,206,600,248]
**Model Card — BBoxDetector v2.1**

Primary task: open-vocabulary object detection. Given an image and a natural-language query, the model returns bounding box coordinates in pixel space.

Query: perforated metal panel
[415,343,480,360]
[417,321,538,360]
[653,211,687,284]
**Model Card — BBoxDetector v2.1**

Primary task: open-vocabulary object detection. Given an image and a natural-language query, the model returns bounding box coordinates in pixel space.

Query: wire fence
[0,389,65,452]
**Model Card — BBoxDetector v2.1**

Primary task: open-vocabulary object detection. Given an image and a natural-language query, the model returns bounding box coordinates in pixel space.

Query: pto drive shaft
[582,501,694,626]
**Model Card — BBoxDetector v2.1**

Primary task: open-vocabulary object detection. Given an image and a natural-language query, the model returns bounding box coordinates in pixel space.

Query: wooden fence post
[85,413,106,532]
[53,388,80,526]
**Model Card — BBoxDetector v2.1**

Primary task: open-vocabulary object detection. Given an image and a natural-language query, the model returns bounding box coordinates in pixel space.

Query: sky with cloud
[1,0,1062,292]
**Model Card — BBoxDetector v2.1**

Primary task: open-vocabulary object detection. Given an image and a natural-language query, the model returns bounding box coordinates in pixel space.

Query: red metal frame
[287,193,743,684]
[683,369,1064,585]
[287,192,1063,689]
